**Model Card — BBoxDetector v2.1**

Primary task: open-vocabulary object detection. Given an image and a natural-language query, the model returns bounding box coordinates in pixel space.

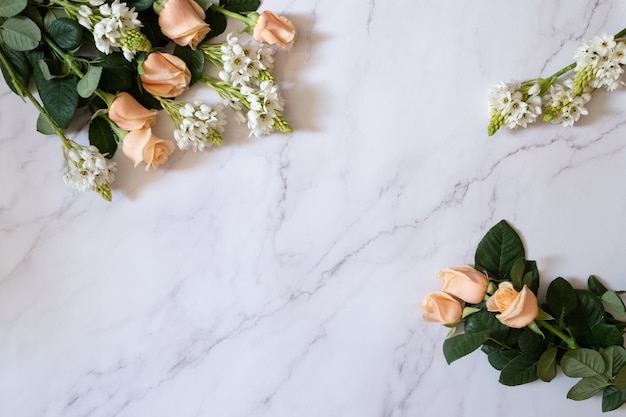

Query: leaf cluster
[439,220,626,412]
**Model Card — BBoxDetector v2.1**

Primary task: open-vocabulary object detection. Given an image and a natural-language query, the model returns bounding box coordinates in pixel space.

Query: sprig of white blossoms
[71,0,151,60]
[487,30,626,135]
[174,102,227,152]
[63,142,117,201]
[200,33,291,137]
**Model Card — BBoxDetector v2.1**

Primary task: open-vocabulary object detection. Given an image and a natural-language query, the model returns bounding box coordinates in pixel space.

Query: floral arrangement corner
[423,220,626,413]
[0,0,298,201]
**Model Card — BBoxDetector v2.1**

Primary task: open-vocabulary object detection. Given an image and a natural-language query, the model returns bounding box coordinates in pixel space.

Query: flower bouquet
[423,221,626,412]
[0,0,297,200]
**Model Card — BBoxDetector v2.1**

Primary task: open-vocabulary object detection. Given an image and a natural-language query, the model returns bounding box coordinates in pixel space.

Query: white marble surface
[2,0,626,416]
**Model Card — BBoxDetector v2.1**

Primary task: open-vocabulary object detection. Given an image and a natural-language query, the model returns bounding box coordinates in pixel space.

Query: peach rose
[158,0,211,50]
[422,291,463,324]
[438,266,488,304]
[108,92,159,131]
[122,127,175,170]
[253,10,296,49]
[486,282,539,328]
[140,52,191,98]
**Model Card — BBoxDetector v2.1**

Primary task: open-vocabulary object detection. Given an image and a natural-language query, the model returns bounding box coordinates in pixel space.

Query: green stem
[210,4,255,26]
[0,48,70,147]
[537,320,579,350]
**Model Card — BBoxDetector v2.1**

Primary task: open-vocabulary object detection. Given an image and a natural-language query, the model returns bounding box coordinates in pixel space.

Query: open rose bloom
[486,282,539,328]
[122,128,175,170]
[158,0,211,50]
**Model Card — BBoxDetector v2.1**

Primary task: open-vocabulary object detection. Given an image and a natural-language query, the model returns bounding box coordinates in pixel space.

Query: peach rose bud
[422,291,463,324]
[140,52,191,98]
[486,282,539,328]
[253,10,296,49]
[122,127,175,171]
[438,266,488,304]
[108,92,159,131]
[158,0,211,50]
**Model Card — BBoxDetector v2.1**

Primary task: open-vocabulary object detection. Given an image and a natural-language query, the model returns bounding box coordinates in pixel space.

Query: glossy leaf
[48,18,83,51]
[1,16,41,51]
[89,116,118,158]
[204,6,227,39]
[510,257,525,291]
[588,275,609,297]
[34,68,79,129]
[474,220,525,281]
[0,45,30,96]
[442,330,490,364]
[488,349,520,371]
[567,376,611,401]
[499,355,538,386]
[0,0,27,17]
[219,0,261,13]
[537,346,558,382]
[591,324,624,349]
[602,291,626,316]
[127,0,154,11]
[602,386,626,412]
[561,348,606,378]
[36,113,55,135]
[546,277,577,317]
[603,346,626,378]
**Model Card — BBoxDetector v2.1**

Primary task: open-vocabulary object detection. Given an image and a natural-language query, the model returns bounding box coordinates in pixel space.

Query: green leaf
[523,260,540,295]
[546,277,577,317]
[43,8,68,30]
[196,0,212,10]
[604,346,626,378]
[127,0,154,11]
[173,45,204,85]
[567,375,611,401]
[37,59,55,81]
[88,116,118,158]
[591,324,624,349]
[602,386,626,412]
[510,257,525,291]
[588,275,609,297]
[77,65,102,98]
[219,0,261,13]
[442,330,490,364]
[0,45,31,95]
[499,355,538,386]
[487,349,520,371]
[34,68,79,129]
[47,18,83,51]
[464,309,509,340]
[1,16,41,51]
[99,52,133,92]
[204,6,227,39]
[36,113,55,135]
[602,291,626,316]
[538,346,558,382]
[517,328,544,356]
[0,0,26,18]
[615,366,626,389]
[474,220,525,281]
[561,348,606,378]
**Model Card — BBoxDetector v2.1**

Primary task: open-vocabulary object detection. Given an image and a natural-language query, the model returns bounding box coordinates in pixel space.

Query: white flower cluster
[487,81,542,132]
[219,34,274,87]
[575,33,626,91]
[77,0,142,60]
[543,79,592,127]
[218,34,288,137]
[174,102,227,152]
[63,144,116,199]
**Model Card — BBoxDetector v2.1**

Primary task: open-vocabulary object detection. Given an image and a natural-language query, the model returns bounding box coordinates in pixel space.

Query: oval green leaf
[48,18,83,51]
[603,386,626,412]
[1,16,41,51]
[0,0,27,17]
[537,346,558,382]
[89,116,118,158]
[77,65,102,98]
[567,375,611,401]
[561,348,606,378]
[474,220,525,281]
[442,330,490,364]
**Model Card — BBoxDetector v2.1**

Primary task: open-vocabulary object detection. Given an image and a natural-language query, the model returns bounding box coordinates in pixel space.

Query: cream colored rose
[122,128,175,170]
[486,282,539,328]
[422,291,463,324]
[158,0,211,50]
[438,266,488,304]
[253,10,297,49]
[108,92,159,131]
[140,52,191,98]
